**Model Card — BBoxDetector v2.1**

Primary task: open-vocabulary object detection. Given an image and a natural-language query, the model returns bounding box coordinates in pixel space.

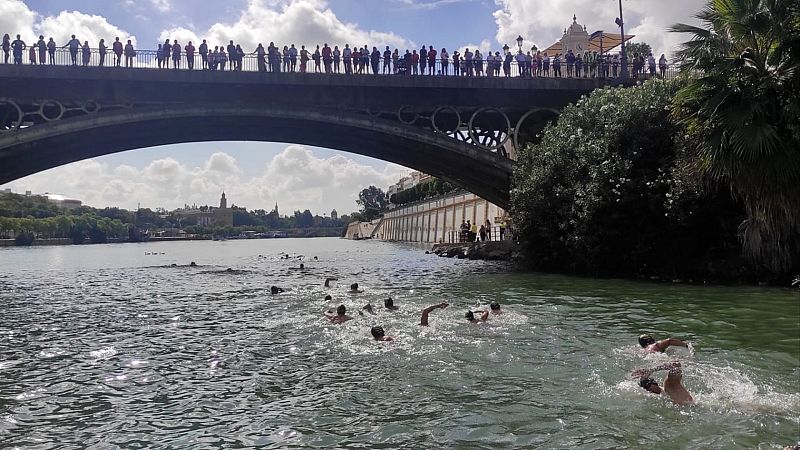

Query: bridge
[0,64,632,209]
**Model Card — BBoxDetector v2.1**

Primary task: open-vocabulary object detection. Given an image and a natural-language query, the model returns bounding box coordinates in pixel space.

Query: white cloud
[1,146,408,216]
[38,10,138,47]
[0,0,37,42]
[158,0,413,53]
[0,2,137,47]
[394,0,473,10]
[492,0,702,57]
[150,0,171,12]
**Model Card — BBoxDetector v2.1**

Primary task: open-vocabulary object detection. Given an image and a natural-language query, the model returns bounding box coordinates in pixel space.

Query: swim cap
[371,326,385,339]
[490,301,500,310]
[384,297,394,308]
[465,311,474,320]
[350,283,359,290]
[638,334,655,347]
[639,377,657,390]
[337,305,346,315]
[324,294,332,301]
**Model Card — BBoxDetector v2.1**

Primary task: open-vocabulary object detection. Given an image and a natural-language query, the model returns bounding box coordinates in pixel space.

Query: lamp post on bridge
[615,0,628,79]
[516,35,524,53]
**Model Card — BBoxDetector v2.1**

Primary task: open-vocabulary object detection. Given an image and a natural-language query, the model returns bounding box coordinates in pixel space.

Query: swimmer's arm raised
[655,338,689,351]
[420,302,448,326]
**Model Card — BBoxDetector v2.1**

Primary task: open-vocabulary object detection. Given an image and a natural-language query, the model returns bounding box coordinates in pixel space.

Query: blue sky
[1,0,699,214]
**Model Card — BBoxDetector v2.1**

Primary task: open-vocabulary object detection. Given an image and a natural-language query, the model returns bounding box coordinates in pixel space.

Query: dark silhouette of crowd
[2,33,670,80]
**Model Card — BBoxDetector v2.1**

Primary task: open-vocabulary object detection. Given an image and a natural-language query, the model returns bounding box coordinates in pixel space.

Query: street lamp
[516,35,524,53]
[615,0,628,79]
[502,43,510,55]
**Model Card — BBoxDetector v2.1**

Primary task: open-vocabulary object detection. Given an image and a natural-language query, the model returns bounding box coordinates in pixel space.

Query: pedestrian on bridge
[255,43,267,72]
[440,48,449,75]
[2,34,9,64]
[199,39,208,69]
[370,46,380,74]
[282,45,290,72]
[299,45,308,73]
[81,41,91,66]
[98,39,107,67]
[312,45,321,73]
[333,45,341,73]
[28,44,36,65]
[427,46,436,75]
[289,44,298,72]
[47,38,56,65]
[124,40,135,68]
[171,40,181,69]
[218,47,228,71]
[63,35,79,65]
[112,37,123,67]
[236,44,245,71]
[382,46,391,74]
[36,35,46,65]
[185,41,195,70]
[322,43,332,73]
[161,39,171,68]
[343,44,352,74]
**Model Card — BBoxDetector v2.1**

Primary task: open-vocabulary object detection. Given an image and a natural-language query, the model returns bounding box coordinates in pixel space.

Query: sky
[0,0,701,215]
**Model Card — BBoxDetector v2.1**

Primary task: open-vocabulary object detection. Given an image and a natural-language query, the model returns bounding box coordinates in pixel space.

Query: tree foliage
[511,79,747,278]
[389,178,460,206]
[670,0,800,271]
[625,42,653,58]
[356,186,388,221]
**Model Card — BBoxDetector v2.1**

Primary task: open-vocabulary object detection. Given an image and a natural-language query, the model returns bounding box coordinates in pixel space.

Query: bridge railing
[7,47,680,80]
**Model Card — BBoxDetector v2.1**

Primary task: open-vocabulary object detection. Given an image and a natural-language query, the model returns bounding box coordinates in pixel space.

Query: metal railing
[2,47,679,80]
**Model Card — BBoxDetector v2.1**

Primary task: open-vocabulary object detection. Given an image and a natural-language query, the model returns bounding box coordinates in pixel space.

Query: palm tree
[670,0,800,272]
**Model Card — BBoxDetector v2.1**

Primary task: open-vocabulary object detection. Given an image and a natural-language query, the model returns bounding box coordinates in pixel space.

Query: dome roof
[567,15,588,35]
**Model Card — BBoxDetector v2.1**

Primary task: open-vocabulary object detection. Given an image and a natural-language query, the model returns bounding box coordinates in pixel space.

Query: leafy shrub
[511,79,747,279]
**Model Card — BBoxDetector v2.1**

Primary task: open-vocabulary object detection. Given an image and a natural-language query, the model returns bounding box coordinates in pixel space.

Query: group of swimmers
[319,279,504,341]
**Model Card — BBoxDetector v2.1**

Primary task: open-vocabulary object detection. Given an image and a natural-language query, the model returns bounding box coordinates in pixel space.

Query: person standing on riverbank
[632,361,694,406]
[638,334,690,353]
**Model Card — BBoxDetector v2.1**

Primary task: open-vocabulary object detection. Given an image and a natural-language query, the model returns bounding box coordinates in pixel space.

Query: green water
[0,238,797,448]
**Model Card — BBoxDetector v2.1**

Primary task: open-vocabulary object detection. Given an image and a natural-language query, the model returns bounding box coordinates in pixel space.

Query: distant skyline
[0,0,701,214]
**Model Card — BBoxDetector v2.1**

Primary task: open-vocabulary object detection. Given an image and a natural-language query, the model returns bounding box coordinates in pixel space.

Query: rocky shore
[429,241,520,261]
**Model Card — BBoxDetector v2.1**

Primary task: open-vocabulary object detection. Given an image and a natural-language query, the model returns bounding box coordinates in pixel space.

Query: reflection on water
[0,238,798,448]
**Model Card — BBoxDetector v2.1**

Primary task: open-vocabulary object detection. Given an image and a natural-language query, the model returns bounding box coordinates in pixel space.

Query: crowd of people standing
[3,32,670,79]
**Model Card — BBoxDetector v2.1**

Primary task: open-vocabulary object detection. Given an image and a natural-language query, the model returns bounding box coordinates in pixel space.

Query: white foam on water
[89,346,117,360]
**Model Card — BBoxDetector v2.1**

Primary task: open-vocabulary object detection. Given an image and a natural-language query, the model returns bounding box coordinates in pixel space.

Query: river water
[0,238,797,449]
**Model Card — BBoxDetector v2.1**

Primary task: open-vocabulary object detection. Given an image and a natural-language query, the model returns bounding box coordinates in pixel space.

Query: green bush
[511,79,747,279]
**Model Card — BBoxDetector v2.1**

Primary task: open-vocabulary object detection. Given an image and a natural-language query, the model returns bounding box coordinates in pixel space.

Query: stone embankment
[429,241,519,261]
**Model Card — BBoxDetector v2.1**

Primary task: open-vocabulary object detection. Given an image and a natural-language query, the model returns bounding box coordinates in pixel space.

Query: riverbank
[430,240,520,261]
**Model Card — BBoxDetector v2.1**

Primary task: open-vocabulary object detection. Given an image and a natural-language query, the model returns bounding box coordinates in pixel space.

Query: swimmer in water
[349,283,363,293]
[638,334,690,353]
[324,294,332,301]
[371,325,394,342]
[384,297,399,311]
[465,309,489,323]
[324,277,338,287]
[271,286,285,295]
[632,361,694,406]
[489,301,502,315]
[299,263,304,269]
[361,303,375,315]
[420,302,448,326]
[325,305,353,324]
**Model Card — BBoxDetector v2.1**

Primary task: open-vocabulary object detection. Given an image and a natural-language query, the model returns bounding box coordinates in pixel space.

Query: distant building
[43,193,82,210]
[173,192,233,227]
[543,15,635,56]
